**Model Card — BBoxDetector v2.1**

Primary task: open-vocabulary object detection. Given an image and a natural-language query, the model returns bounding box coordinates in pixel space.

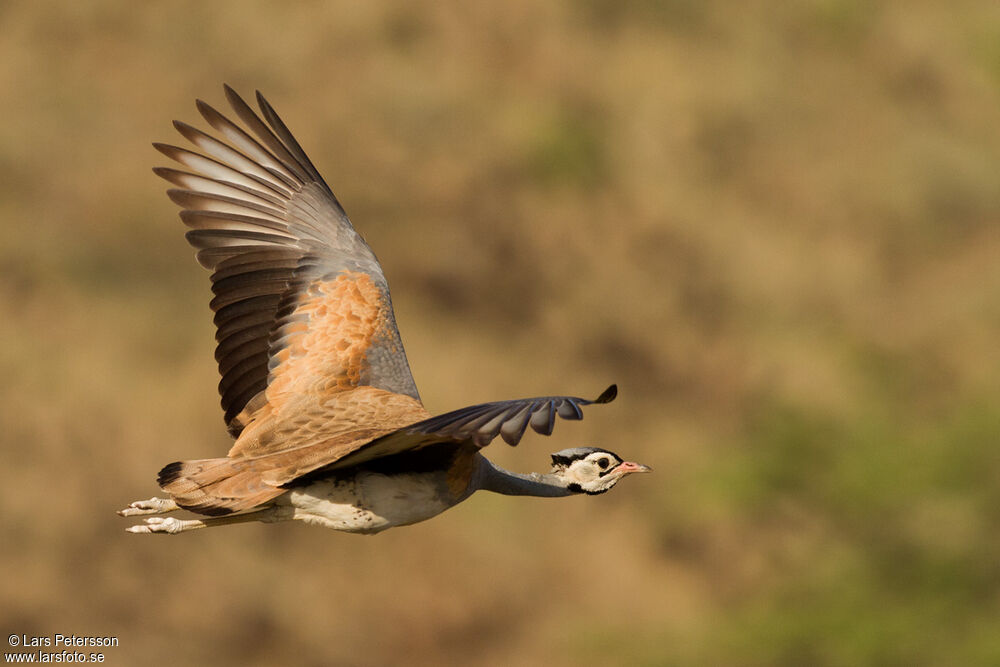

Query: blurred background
[2,1,999,665]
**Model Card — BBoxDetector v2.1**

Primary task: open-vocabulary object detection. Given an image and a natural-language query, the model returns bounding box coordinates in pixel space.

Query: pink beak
[616,461,652,474]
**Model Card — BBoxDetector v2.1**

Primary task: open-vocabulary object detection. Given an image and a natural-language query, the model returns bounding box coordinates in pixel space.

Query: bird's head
[549,447,652,495]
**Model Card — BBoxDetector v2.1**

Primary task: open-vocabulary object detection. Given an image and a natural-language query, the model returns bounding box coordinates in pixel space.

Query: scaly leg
[125,508,276,534]
[118,497,180,517]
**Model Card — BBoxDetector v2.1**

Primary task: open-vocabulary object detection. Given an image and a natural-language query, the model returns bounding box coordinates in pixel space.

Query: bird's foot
[118,497,179,517]
[125,516,199,534]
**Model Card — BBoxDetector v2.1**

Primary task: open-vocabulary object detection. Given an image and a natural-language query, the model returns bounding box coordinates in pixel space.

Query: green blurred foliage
[1,1,998,665]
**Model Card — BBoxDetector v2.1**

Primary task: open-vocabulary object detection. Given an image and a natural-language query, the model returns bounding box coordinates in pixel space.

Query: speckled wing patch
[155,86,420,437]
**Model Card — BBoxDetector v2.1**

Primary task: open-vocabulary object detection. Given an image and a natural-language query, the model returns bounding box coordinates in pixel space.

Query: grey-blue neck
[473,456,576,498]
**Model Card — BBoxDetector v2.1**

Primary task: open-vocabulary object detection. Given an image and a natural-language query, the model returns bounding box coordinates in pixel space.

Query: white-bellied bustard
[120,86,651,535]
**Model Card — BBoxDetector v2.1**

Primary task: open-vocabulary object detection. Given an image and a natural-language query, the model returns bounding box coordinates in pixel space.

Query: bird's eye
[597,457,610,469]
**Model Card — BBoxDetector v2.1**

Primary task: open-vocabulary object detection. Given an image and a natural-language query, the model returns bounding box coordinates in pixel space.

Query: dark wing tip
[595,384,618,404]
[156,461,184,487]
[528,401,557,436]
[222,83,243,108]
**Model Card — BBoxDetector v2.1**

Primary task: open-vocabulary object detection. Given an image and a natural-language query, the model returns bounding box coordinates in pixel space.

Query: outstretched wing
[155,85,420,438]
[314,385,618,472]
[408,384,618,447]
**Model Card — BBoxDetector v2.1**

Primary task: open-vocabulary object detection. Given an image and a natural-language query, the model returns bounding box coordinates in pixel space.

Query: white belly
[277,471,456,534]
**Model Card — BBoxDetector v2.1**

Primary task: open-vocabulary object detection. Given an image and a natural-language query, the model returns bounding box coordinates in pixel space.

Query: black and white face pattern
[549,447,650,495]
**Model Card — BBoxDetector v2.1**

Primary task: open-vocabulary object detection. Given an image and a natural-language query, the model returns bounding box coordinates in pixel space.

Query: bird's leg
[118,497,180,516]
[125,508,275,535]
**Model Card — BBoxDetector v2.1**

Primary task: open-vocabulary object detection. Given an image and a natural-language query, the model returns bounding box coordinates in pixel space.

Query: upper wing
[155,85,420,438]
[315,385,618,472]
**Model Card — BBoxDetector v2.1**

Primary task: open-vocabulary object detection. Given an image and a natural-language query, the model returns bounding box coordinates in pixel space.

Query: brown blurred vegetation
[2,1,999,665]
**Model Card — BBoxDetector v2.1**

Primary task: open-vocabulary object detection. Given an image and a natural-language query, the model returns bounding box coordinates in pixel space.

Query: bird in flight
[120,86,651,535]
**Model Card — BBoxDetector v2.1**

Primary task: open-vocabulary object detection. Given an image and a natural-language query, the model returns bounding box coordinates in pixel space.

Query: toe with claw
[126,516,186,534]
[118,497,179,517]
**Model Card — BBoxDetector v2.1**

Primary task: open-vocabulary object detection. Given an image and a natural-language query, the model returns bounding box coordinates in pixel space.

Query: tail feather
[157,457,284,516]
